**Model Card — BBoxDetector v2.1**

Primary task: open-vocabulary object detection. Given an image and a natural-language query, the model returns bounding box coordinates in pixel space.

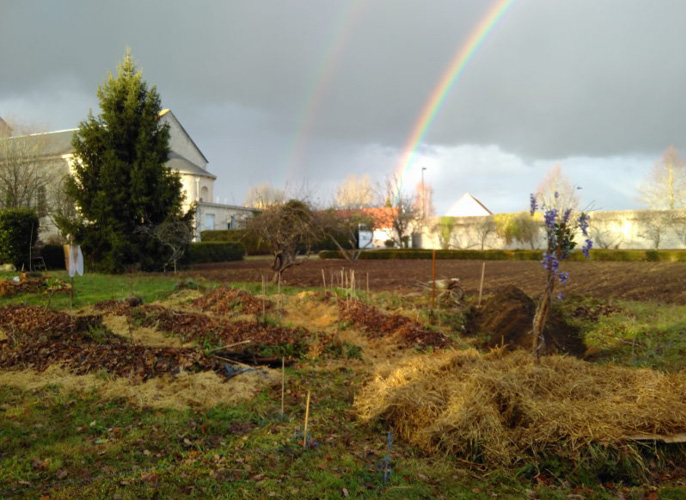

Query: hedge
[188,242,245,264]
[318,248,686,262]
[41,244,67,270]
[200,229,270,255]
[0,209,39,269]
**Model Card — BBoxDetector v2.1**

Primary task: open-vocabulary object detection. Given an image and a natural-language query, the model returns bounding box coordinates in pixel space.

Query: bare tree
[638,211,670,249]
[640,146,686,209]
[383,175,418,248]
[589,223,623,249]
[666,210,686,246]
[137,212,195,273]
[434,216,456,250]
[535,164,579,212]
[317,209,374,263]
[0,120,62,213]
[334,174,375,209]
[246,199,321,282]
[244,182,286,209]
[472,216,497,250]
[494,212,541,249]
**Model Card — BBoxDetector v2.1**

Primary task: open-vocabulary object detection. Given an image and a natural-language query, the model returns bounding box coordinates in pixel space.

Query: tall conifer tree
[65,50,184,272]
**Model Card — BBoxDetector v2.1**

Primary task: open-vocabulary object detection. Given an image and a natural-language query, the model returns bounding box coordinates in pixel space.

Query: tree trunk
[532,271,555,361]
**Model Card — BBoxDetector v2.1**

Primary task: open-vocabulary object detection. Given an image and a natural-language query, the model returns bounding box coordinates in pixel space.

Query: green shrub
[41,244,67,270]
[0,209,39,269]
[188,242,245,264]
[200,229,270,255]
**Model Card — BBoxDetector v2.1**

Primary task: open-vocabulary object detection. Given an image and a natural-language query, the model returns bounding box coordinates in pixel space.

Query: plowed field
[185,259,686,304]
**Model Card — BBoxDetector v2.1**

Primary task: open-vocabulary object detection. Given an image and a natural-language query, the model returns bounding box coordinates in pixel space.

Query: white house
[444,192,492,217]
[1,110,252,240]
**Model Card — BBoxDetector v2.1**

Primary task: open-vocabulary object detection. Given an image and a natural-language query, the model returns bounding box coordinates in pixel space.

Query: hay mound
[469,286,584,356]
[356,350,686,467]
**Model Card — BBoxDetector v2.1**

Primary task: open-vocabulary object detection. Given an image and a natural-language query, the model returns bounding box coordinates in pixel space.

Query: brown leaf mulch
[0,305,111,343]
[191,287,274,316]
[0,340,222,380]
[339,299,453,349]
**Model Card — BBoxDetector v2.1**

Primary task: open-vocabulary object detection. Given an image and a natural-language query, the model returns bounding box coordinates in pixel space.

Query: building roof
[0,129,76,160]
[444,192,492,217]
[167,152,216,179]
[159,109,209,165]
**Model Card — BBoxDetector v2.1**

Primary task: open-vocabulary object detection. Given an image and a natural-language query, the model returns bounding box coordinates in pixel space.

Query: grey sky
[2,0,685,213]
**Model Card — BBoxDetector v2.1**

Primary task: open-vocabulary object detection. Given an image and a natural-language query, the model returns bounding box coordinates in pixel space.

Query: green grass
[3,367,663,499]
[0,271,182,309]
[563,297,686,372]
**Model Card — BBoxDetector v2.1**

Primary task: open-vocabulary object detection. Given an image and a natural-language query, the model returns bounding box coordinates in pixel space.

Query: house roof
[159,109,209,165]
[445,192,492,217]
[167,152,216,179]
[0,129,76,160]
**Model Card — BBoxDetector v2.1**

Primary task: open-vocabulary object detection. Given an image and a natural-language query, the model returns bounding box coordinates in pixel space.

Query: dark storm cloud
[1,0,684,212]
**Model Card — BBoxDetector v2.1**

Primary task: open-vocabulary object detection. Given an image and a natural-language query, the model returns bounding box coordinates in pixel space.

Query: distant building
[0,110,252,240]
[444,192,492,217]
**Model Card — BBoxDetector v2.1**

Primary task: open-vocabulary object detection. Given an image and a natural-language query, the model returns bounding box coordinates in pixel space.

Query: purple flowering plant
[530,192,592,359]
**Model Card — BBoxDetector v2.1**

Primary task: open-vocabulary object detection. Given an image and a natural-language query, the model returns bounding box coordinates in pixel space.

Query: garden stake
[431,249,437,309]
[478,261,486,306]
[281,356,285,418]
[321,269,326,291]
[303,390,311,448]
[366,272,369,297]
[261,276,266,319]
[383,431,393,484]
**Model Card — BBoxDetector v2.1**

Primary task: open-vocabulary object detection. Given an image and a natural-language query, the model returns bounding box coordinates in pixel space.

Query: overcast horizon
[2,0,686,215]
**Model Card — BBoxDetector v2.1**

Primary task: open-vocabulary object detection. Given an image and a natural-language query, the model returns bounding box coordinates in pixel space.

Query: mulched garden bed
[339,299,453,349]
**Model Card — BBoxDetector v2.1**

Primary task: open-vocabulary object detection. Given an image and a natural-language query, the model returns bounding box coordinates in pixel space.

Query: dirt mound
[572,303,623,322]
[469,285,584,356]
[0,305,115,343]
[356,349,686,468]
[191,287,273,316]
[339,299,453,349]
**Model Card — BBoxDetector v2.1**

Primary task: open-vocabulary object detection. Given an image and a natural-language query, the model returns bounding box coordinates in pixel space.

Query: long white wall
[419,209,686,250]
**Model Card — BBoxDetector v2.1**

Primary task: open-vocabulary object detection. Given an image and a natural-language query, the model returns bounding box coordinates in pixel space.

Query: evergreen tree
[63,50,184,272]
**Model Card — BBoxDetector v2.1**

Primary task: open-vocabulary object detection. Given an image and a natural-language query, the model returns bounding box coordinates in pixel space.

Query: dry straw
[355,349,686,467]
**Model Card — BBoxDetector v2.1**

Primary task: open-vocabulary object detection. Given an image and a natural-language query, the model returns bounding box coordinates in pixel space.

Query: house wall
[418,209,686,250]
[180,173,215,208]
[194,202,254,240]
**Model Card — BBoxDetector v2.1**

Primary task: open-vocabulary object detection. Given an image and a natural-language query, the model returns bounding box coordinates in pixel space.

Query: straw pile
[355,350,686,466]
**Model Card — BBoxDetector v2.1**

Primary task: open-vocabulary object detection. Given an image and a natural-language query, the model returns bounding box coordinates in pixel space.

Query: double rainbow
[393,0,518,183]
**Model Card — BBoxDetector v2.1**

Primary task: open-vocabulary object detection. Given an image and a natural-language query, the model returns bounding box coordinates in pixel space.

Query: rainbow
[394,0,518,184]
[286,0,368,183]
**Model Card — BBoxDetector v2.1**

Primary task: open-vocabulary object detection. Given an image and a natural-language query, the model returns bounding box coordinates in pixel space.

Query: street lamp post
[421,167,427,221]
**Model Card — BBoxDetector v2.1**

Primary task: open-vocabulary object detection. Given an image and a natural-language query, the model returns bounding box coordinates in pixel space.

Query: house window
[228,215,236,229]
[200,186,209,202]
[205,213,215,230]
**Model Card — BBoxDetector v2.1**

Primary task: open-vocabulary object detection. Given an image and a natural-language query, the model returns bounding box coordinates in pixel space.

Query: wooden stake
[321,269,326,291]
[261,275,266,318]
[281,356,285,418]
[303,390,311,448]
[478,261,486,307]
[366,272,370,297]
[431,249,437,309]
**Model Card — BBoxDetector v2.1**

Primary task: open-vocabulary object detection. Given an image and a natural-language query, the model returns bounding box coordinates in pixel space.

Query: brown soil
[191,287,273,316]
[468,285,584,356]
[183,259,686,304]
